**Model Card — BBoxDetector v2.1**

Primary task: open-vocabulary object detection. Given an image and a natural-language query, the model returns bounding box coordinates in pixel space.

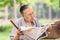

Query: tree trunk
[13,0,17,20]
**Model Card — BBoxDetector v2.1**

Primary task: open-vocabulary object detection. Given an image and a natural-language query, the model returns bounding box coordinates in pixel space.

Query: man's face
[22,7,34,22]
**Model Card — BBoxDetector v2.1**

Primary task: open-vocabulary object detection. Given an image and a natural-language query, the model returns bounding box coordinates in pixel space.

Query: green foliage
[16,0,35,5]
[0,0,59,9]
[0,23,13,32]
[0,0,13,7]
[40,0,59,9]
[0,0,35,7]
[50,0,59,9]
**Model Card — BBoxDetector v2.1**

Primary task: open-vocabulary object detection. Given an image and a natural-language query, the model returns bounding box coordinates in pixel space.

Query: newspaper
[20,24,50,40]
[10,20,50,40]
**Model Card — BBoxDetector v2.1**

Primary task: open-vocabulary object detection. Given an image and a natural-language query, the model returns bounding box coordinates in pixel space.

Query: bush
[0,23,13,32]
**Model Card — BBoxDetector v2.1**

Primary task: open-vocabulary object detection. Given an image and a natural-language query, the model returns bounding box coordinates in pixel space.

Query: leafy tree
[39,0,59,9]
[0,0,13,7]
[0,0,36,7]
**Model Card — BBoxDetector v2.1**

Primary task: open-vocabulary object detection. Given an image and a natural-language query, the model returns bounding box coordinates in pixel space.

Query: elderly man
[10,5,46,40]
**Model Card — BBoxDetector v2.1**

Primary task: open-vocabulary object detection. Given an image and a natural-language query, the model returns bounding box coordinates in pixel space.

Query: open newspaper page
[10,20,51,40]
[20,24,50,40]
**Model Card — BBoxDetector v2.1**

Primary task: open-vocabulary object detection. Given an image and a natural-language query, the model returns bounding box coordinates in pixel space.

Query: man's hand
[13,29,23,40]
[17,29,23,36]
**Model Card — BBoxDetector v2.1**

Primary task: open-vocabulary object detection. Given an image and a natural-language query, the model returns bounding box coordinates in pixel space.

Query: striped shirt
[10,17,46,40]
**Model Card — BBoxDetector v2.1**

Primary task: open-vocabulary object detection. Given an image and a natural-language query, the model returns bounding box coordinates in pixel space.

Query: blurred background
[0,0,60,40]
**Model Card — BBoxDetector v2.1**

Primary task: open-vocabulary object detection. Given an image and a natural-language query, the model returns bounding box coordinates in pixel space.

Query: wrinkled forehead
[23,6,33,14]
